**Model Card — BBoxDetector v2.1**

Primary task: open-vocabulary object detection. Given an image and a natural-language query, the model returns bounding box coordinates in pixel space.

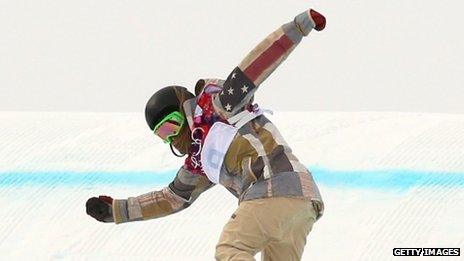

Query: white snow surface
[0,111,463,260]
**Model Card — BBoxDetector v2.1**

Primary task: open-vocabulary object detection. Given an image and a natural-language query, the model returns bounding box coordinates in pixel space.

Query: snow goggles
[153,111,185,144]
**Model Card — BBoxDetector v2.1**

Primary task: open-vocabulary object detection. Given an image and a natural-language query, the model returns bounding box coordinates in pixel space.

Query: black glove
[86,195,114,222]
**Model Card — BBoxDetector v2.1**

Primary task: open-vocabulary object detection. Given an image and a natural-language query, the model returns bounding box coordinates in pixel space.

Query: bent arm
[217,10,319,115]
[112,167,214,224]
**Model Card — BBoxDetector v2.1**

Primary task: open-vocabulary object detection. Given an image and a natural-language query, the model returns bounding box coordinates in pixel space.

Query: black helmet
[145,86,194,130]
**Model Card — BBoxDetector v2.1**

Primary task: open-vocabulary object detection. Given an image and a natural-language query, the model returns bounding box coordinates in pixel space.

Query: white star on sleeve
[225,103,232,111]
[241,85,248,93]
[231,72,236,79]
[227,87,234,95]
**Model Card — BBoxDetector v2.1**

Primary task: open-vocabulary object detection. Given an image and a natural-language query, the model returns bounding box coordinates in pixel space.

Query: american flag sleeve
[218,10,316,115]
[112,167,214,224]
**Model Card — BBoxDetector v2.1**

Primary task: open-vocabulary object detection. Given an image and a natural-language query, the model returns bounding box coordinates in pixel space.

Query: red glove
[309,9,326,31]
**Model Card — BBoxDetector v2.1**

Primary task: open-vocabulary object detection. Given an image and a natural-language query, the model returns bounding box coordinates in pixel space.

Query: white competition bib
[201,122,238,184]
[200,109,266,184]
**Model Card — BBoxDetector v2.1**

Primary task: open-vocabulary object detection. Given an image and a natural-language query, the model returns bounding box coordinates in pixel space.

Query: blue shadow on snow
[0,166,464,191]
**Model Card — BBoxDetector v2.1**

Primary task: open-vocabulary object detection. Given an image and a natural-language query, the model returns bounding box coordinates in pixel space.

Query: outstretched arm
[216,9,325,115]
[86,167,214,224]
[112,167,214,224]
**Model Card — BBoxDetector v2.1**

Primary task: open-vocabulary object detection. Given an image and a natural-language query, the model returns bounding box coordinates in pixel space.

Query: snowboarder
[86,8,326,260]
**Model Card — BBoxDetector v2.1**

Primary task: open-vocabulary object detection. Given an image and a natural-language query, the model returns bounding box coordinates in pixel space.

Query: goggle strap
[170,143,185,157]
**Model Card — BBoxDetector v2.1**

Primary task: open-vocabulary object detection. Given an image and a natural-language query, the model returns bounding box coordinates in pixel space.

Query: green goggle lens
[153,111,185,144]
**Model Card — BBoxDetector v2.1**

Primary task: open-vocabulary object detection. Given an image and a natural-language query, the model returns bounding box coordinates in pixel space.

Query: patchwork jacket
[112,10,324,224]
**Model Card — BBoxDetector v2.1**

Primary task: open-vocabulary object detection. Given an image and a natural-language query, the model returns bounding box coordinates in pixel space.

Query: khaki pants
[215,197,317,261]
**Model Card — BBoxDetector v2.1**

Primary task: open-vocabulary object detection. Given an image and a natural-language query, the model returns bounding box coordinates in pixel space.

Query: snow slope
[0,111,463,260]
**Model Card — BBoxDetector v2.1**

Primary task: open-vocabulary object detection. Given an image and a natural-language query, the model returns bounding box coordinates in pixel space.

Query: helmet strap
[170,143,186,157]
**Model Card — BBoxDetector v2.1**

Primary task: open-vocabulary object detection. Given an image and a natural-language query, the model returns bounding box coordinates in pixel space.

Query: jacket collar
[182,97,197,131]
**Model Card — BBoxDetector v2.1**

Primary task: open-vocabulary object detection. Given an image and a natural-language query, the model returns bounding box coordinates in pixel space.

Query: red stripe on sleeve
[243,34,294,83]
